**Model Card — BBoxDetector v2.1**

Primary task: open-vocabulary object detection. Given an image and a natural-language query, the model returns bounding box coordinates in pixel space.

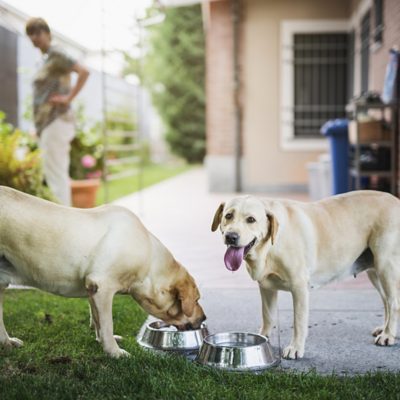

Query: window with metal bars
[293,33,349,138]
[373,0,384,44]
[361,11,370,94]
[348,30,355,101]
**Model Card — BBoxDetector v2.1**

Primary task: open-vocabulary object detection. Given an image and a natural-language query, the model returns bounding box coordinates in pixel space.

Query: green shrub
[131,4,205,163]
[0,111,55,201]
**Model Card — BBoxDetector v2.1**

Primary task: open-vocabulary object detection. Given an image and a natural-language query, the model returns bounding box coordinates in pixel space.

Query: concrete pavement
[115,167,400,375]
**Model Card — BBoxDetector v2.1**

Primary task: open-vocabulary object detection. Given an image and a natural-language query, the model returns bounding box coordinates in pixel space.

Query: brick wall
[370,0,400,93]
[369,0,400,196]
[206,0,236,156]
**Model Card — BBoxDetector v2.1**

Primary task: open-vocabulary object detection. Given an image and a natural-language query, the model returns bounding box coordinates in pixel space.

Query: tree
[137,4,206,163]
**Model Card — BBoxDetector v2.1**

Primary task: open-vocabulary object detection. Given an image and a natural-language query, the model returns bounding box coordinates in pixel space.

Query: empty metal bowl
[137,320,209,353]
[196,332,279,371]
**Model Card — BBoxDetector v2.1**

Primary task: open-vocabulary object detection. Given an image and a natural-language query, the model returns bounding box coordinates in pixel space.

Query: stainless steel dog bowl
[196,332,279,371]
[137,320,209,352]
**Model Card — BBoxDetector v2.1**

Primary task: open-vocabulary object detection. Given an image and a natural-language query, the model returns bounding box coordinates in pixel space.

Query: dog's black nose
[225,232,239,246]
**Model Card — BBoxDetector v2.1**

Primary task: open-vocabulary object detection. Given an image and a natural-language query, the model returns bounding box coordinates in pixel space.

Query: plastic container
[306,155,332,201]
[320,119,349,195]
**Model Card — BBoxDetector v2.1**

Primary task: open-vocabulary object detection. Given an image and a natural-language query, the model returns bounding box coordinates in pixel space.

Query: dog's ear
[176,278,197,318]
[211,202,225,232]
[266,212,279,245]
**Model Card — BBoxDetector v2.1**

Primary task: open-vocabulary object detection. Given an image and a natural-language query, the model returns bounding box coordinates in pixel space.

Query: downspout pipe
[232,0,242,192]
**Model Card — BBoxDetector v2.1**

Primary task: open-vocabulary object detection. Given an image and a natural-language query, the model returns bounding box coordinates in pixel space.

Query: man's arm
[49,62,90,105]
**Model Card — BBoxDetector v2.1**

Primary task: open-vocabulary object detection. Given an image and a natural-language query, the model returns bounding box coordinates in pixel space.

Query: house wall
[243,0,350,191]
[205,1,235,158]
[369,0,400,93]
[349,0,371,97]
[341,0,400,101]
[370,0,400,195]
[204,0,238,191]
[205,0,351,192]
[0,25,18,125]
[349,0,400,195]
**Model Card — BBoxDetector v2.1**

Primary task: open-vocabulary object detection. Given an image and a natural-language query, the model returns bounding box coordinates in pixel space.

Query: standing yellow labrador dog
[0,186,205,358]
[212,191,400,359]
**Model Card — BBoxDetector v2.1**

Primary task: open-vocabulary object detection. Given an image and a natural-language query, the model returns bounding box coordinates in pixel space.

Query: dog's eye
[225,213,233,220]
[246,216,256,223]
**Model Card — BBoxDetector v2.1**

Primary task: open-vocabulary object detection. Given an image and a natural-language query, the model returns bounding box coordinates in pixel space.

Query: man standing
[26,17,89,205]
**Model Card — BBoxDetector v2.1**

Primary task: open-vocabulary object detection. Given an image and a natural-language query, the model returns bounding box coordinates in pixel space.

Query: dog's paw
[282,345,304,360]
[9,337,24,347]
[1,337,24,349]
[371,326,384,337]
[375,333,395,346]
[109,348,130,358]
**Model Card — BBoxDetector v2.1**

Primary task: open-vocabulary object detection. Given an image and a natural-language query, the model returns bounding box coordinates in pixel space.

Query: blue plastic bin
[320,119,349,195]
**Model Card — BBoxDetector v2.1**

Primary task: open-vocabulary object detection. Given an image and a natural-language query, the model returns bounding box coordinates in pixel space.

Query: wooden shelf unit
[348,101,398,195]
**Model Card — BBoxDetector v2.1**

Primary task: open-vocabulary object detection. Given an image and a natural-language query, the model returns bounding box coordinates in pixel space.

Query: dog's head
[134,265,206,331]
[211,196,279,271]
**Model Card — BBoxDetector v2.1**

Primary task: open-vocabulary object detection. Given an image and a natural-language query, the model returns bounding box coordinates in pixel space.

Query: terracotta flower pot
[70,179,101,208]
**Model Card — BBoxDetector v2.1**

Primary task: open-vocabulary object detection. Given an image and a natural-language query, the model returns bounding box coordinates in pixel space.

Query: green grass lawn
[1,290,400,400]
[96,163,192,205]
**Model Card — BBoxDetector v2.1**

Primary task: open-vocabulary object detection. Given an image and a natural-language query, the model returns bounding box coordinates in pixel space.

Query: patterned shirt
[33,46,76,135]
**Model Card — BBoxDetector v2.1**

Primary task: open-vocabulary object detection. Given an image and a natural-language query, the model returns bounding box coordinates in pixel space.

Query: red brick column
[370,0,400,196]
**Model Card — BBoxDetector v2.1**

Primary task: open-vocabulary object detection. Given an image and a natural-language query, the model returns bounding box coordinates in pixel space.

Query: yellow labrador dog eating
[212,191,400,359]
[0,186,205,358]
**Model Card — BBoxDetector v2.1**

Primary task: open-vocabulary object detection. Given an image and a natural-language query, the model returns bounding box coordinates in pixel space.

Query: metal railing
[101,115,142,202]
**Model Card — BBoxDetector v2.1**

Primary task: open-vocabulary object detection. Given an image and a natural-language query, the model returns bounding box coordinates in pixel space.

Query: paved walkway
[115,168,400,375]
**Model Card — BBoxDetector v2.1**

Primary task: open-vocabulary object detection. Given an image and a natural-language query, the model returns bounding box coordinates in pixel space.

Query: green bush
[133,4,206,163]
[0,111,55,201]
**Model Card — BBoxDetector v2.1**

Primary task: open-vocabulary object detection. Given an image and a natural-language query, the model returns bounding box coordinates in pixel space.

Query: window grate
[347,30,355,101]
[373,0,384,44]
[293,33,349,138]
[361,11,371,94]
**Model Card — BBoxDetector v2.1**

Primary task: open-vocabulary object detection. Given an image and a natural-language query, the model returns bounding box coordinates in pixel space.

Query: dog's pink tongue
[224,246,245,271]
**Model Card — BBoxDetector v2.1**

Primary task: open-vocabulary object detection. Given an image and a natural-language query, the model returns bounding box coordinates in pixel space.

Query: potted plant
[69,112,103,208]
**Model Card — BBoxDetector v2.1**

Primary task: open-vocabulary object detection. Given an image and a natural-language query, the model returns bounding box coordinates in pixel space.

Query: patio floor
[115,167,399,375]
